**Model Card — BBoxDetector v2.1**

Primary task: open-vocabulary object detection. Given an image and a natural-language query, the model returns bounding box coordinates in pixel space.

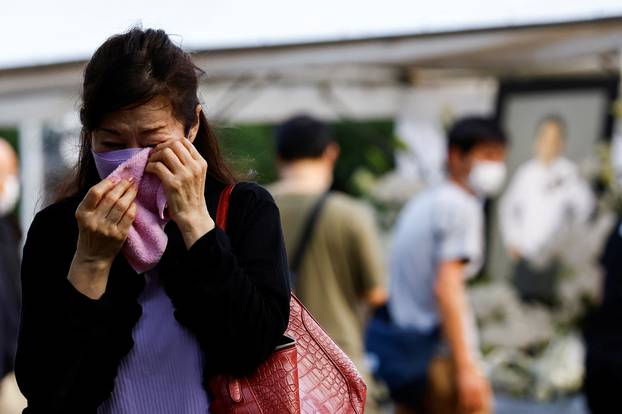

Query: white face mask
[468,161,507,197]
[0,174,20,216]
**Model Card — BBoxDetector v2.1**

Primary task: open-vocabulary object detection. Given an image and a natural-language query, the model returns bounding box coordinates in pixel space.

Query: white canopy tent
[1,17,622,231]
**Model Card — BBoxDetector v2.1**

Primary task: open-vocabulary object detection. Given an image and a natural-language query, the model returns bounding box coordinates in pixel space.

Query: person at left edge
[15,28,290,414]
[0,137,23,412]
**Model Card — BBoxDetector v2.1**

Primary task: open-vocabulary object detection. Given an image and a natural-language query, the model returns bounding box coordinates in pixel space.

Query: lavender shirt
[98,269,209,414]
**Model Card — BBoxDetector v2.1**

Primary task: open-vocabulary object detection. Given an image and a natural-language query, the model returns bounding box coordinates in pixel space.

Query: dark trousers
[584,345,622,413]
[513,258,560,307]
[583,310,622,414]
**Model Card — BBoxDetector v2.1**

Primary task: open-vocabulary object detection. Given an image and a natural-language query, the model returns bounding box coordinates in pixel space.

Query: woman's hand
[146,138,214,248]
[68,178,138,299]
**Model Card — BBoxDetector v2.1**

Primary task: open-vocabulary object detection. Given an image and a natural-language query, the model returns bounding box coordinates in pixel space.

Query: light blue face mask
[91,148,144,179]
[91,132,191,179]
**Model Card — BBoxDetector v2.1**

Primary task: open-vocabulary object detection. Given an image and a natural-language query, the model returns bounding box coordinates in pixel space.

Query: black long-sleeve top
[0,215,21,379]
[15,178,291,413]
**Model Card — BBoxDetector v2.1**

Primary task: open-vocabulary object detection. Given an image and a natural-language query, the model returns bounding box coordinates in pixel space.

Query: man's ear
[324,142,340,164]
[447,146,459,167]
[275,156,285,171]
[447,145,467,175]
[187,105,202,143]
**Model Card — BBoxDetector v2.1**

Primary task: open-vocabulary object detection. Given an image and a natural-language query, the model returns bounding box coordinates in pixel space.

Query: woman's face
[91,96,199,153]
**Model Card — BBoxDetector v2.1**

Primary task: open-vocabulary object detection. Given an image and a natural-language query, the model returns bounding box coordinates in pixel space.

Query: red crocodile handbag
[208,184,367,414]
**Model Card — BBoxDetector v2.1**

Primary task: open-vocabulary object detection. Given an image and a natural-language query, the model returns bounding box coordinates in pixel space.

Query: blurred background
[3,1,622,413]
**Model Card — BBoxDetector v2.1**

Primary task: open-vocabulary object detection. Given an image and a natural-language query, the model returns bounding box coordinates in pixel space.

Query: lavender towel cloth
[92,148,168,273]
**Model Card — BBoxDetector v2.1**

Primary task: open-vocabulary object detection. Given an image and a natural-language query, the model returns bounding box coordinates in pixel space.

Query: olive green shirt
[271,191,386,369]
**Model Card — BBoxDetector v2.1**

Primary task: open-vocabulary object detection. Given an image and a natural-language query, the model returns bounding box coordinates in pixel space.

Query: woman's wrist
[176,210,215,249]
[73,247,115,267]
[68,253,113,300]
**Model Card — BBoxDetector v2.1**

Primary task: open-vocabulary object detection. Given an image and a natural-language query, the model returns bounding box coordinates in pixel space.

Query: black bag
[365,305,439,397]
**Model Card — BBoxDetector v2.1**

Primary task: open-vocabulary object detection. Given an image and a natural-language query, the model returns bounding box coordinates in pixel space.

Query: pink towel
[92,148,168,273]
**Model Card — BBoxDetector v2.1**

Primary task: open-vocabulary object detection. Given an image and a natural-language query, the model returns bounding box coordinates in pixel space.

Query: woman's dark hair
[58,27,235,199]
[275,114,334,162]
[447,116,507,154]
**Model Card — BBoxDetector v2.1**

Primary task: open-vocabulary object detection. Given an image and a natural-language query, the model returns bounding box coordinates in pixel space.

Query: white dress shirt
[499,157,594,263]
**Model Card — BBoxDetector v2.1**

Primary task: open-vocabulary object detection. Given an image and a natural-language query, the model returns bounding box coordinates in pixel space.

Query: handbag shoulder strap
[216,184,236,231]
[290,192,330,276]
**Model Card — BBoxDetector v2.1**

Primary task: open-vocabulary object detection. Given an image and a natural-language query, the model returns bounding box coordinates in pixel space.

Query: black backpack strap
[289,192,330,286]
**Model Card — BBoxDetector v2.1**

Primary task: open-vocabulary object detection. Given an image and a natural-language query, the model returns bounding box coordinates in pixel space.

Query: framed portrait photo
[487,76,619,280]
[495,76,619,171]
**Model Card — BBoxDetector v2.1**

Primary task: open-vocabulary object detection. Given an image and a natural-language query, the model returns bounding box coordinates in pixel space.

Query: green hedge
[0,128,19,153]
[217,119,396,195]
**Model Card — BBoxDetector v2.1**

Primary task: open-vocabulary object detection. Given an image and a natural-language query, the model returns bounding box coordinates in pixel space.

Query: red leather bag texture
[208,184,367,414]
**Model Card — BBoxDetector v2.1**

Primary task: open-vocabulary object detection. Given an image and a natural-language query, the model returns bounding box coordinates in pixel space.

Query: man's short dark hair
[275,114,334,161]
[448,116,507,153]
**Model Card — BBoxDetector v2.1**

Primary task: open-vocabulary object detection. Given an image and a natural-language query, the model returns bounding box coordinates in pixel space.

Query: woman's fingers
[95,179,133,219]
[180,138,203,161]
[145,161,176,187]
[118,202,138,233]
[152,138,207,175]
[150,146,185,174]
[168,140,195,165]
[73,180,138,271]
[81,178,116,210]
[106,183,138,224]
[153,140,184,162]
[179,138,208,175]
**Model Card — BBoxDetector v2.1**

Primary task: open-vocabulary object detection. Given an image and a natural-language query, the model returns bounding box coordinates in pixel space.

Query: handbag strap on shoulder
[216,184,236,231]
[290,192,330,277]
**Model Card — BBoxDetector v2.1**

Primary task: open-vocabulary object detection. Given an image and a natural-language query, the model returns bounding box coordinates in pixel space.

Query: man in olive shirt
[270,115,387,411]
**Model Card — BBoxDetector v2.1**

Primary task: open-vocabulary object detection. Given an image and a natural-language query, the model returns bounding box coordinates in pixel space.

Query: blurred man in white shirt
[499,115,594,304]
